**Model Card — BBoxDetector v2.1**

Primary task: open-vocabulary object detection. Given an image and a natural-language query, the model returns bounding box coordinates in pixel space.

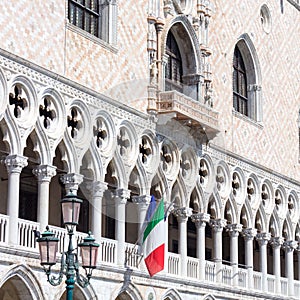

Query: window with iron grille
[68,0,117,45]
[233,46,248,116]
[69,0,100,37]
[165,32,183,92]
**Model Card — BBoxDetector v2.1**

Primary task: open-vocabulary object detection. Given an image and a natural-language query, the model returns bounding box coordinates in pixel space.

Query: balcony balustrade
[0,214,298,298]
[157,90,219,136]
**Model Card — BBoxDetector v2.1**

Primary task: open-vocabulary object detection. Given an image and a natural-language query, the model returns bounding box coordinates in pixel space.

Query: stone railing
[18,219,39,249]
[168,253,180,275]
[125,243,140,268]
[158,91,219,133]
[101,237,117,264]
[205,260,216,282]
[0,214,8,244]
[187,256,199,279]
[0,216,298,299]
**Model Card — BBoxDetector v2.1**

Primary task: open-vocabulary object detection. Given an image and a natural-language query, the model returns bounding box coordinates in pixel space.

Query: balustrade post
[270,237,284,294]
[191,212,210,281]
[5,155,28,245]
[33,165,56,232]
[210,218,227,282]
[282,240,297,297]
[242,228,256,289]
[227,224,242,286]
[256,232,271,292]
[173,207,192,277]
[114,188,130,266]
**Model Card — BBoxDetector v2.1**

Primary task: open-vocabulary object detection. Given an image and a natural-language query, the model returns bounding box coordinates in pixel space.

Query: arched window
[165,32,183,92]
[233,46,248,116]
[232,35,262,122]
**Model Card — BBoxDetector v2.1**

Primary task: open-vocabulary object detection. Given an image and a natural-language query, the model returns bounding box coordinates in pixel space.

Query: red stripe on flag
[144,244,165,277]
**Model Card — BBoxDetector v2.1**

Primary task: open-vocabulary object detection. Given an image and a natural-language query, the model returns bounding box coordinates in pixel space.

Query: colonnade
[3,154,300,297]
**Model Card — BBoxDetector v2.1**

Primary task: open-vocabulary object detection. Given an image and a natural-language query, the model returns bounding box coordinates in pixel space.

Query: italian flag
[142,198,165,277]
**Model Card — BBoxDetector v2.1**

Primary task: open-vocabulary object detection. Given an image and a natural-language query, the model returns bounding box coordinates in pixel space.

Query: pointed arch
[255,207,267,232]
[112,282,143,300]
[240,202,253,229]
[161,15,202,100]
[223,195,238,224]
[0,264,44,300]
[162,288,182,300]
[233,33,262,121]
[171,177,187,208]
[282,215,293,240]
[269,213,280,237]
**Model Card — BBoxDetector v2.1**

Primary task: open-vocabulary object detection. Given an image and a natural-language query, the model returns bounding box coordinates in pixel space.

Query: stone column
[242,228,257,289]
[173,207,192,277]
[282,240,297,296]
[132,195,151,237]
[227,224,242,286]
[132,195,151,271]
[256,232,271,292]
[155,19,164,91]
[32,165,56,232]
[61,173,84,195]
[297,244,300,283]
[5,155,28,245]
[270,237,284,294]
[191,212,210,280]
[87,181,107,245]
[210,218,227,282]
[114,188,130,266]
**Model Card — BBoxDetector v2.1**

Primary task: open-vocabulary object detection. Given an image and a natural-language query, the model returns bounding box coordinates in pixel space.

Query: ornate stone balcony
[157,90,219,136]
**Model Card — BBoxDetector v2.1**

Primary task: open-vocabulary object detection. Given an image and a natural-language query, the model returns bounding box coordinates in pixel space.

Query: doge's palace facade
[0,1,299,300]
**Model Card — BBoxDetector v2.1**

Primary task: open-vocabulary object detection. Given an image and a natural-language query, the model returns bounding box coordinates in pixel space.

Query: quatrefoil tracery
[9,85,27,118]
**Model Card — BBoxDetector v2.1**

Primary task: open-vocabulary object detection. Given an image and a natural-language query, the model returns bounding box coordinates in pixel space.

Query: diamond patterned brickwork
[0,1,66,73]
[209,0,300,180]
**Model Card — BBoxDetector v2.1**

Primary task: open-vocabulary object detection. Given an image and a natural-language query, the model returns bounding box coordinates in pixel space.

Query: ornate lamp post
[36,192,99,300]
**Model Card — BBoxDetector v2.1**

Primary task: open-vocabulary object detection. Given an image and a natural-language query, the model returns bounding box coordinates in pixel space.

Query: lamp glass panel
[39,240,58,264]
[73,202,81,224]
[62,201,81,224]
[81,246,98,267]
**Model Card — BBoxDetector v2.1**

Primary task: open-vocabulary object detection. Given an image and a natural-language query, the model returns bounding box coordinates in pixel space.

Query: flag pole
[124,197,166,267]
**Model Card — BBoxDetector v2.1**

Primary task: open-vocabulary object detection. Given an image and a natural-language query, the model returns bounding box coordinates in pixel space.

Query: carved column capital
[61,173,84,193]
[282,240,297,253]
[270,237,284,249]
[191,212,210,228]
[227,224,243,237]
[114,188,131,205]
[32,165,56,182]
[132,195,151,207]
[5,155,28,174]
[242,228,257,241]
[210,219,227,232]
[256,232,271,246]
[173,207,192,223]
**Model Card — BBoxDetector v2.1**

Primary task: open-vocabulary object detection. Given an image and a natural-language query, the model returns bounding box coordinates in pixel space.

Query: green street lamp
[36,192,99,300]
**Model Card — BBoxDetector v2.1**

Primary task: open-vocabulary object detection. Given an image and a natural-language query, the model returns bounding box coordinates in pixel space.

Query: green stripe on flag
[143,200,164,243]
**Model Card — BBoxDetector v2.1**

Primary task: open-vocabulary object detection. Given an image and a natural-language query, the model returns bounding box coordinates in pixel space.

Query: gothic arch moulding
[0,264,44,300]
[162,15,201,74]
[111,282,143,300]
[162,288,182,300]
